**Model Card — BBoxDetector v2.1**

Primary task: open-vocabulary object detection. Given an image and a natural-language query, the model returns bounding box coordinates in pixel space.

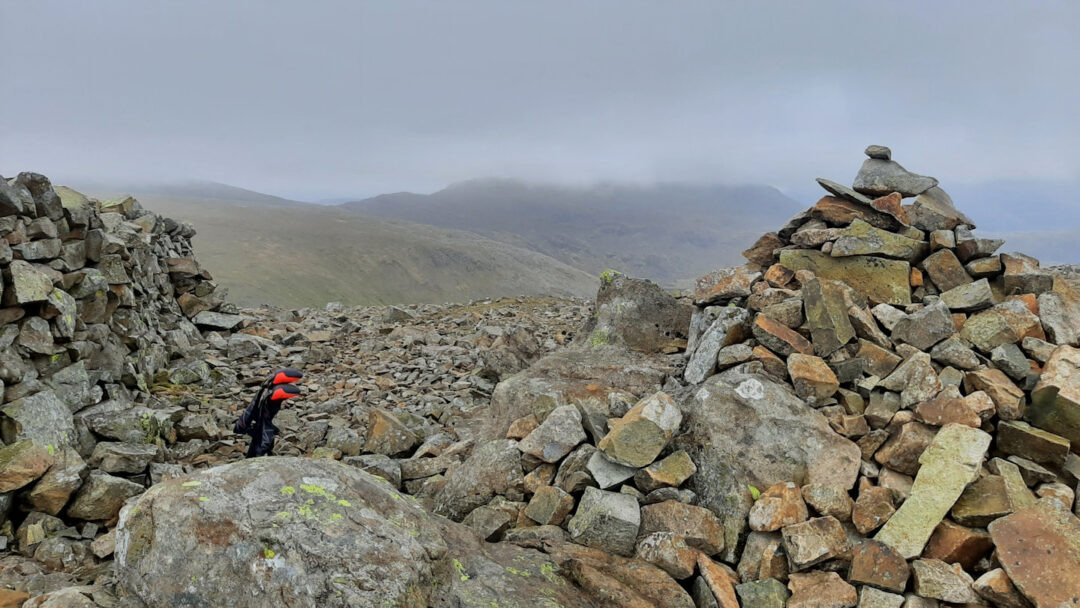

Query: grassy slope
[73,184,598,308]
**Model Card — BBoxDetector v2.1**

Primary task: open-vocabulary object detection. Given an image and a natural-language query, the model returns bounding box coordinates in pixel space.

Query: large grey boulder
[676,365,861,562]
[478,345,671,442]
[115,457,600,608]
[577,271,692,353]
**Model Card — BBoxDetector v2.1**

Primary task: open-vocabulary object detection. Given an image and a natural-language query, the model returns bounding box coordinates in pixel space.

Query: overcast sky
[2,1,1078,201]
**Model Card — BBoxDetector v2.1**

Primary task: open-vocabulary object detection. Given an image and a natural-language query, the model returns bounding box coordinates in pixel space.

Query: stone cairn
[394,146,1080,607]
[0,174,240,567]
[675,146,1080,606]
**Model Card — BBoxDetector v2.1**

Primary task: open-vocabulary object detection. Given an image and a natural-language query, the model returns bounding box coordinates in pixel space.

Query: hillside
[341,179,803,286]
[70,182,597,308]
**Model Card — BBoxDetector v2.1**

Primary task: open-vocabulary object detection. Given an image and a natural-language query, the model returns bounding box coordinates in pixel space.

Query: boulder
[116,457,598,608]
[678,367,860,561]
[579,271,692,352]
[518,405,586,463]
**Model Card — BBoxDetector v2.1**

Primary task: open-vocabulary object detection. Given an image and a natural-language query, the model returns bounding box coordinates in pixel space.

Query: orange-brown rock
[743,233,785,270]
[870,192,910,226]
[693,265,761,305]
[787,354,840,406]
[749,482,809,532]
[810,196,897,231]
[847,540,910,593]
[914,388,981,428]
[964,368,1025,421]
[787,571,857,608]
[752,314,813,357]
[752,346,790,380]
[852,486,896,535]
[988,500,1080,607]
[764,264,796,288]
[697,554,741,608]
[924,519,993,572]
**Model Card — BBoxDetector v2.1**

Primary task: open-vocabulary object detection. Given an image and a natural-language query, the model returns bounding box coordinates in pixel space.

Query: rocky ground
[3,150,1080,607]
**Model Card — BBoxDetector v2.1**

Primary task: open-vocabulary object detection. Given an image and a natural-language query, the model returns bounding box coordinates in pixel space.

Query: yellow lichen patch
[336,499,351,507]
[198,496,210,502]
[263,548,276,559]
[331,513,343,520]
[182,481,201,487]
[453,559,469,582]
[280,486,295,495]
[505,567,530,577]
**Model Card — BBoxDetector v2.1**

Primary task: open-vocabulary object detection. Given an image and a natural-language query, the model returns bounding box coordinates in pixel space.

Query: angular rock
[88,442,158,475]
[584,272,693,352]
[911,559,981,604]
[923,519,993,572]
[736,578,790,608]
[908,186,975,232]
[874,424,991,558]
[685,307,750,383]
[640,500,726,556]
[853,158,938,197]
[1029,345,1080,452]
[634,450,697,493]
[848,540,910,593]
[940,278,994,312]
[961,299,1043,354]
[598,391,682,468]
[804,277,858,356]
[363,409,420,456]
[693,266,761,305]
[25,448,87,515]
[67,471,144,521]
[788,354,840,406]
[567,487,641,557]
[519,405,587,463]
[852,486,896,535]
[965,368,1025,421]
[921,249,972,292]
[635,532,698,579]
[973,568,1034,608]
[988,499,1080,608]
[749,482,809,532]
[787,571,857,608]
[1002,252,1054,295]
[753,313,813,356]
[802,484,854,522]
[891,301,955,351]
[831,219,927,261]
[1038,290,1080,347]
[779,250,911,306]
[586,451,636,489]
[435,439,523,521]
[996,420,1070,466]
[525,485,574,526]
[781,516,849,571]
[0,440,55,493]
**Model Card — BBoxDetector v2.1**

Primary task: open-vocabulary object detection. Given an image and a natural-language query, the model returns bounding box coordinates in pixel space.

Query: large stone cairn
[676,146,1080,606]
[0,173,239,566]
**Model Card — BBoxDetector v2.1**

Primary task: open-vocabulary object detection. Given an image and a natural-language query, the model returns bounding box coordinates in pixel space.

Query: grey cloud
[1,0,1078,200]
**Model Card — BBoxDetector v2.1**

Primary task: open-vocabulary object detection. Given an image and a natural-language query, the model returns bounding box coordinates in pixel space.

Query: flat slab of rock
[988,499,1080,607]
[875,423,991,558]
[779,250,911,306]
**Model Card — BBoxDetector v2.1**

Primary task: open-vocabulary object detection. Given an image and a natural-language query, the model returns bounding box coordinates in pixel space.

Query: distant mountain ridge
[69,181,597,308]
[341,178,803,285]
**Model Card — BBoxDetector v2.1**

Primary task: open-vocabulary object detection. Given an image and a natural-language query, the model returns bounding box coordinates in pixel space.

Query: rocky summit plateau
[1,148,1080,608]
